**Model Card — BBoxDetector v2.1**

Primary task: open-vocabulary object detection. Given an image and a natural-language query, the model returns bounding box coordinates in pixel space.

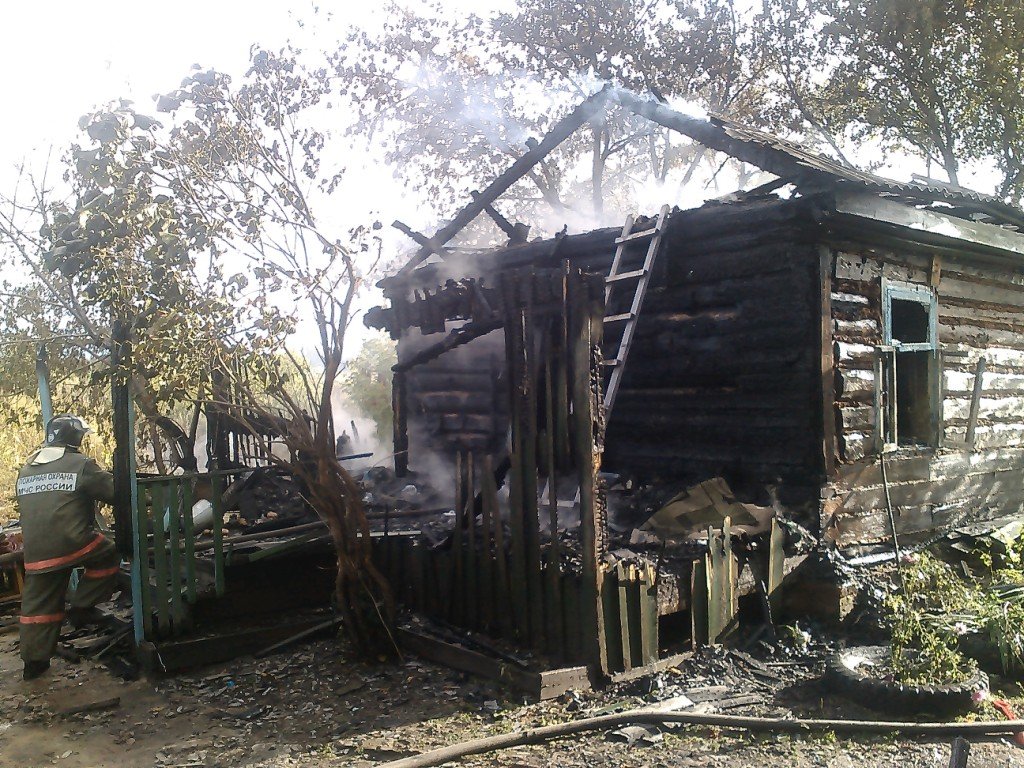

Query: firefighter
[16,414,120,680]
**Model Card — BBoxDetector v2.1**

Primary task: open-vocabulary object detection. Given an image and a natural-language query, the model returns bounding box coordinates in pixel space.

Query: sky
[0,1,425,357]
[0,0,1005,362]
[3,2,295,158]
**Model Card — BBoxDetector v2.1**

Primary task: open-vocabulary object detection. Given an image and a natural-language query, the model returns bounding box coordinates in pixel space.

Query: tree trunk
[130,374,197,471]
[591,126,605,219]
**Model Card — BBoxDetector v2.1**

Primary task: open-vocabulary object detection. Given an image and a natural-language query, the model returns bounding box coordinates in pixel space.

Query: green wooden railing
[134,469,241,639]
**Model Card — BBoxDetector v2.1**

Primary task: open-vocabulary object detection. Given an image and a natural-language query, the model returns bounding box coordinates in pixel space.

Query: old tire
[826,645,988,716]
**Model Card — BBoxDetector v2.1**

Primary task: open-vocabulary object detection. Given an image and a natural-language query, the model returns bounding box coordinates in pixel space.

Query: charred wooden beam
[392,316,503,374]
[614,90,823,186]
[393,86,614,279]
[471,192,529,244]
[392,220,450,257]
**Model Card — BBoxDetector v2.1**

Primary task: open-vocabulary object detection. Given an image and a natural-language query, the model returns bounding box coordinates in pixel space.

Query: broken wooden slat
[392,220,449,257]
[181,479,197,604]
[437,550,453,622]
[479,455,494,633]
[464,453,478,631]
[690,557,709,649]
[470,191,528,243]
[150,481,170,635]
[601,567,623,673]
[518,283,545,652]
[137,615,331,673]
[818,246,838,476]
[210,474,226,597]
[554,280,572,470]
[503,275,532,643]
[562,573,583,661]
[543,345,564,658]
[392,316,504,374]
[707,525,725,644]
[135,484,154,639]
[966,356,987,450]
[639,563,658,665]
[617,562,634,672]
[768,517,785,616]
[452,451,465,626]
[483,455,512,638]
[396,627,591,701]
[165,480,184,631]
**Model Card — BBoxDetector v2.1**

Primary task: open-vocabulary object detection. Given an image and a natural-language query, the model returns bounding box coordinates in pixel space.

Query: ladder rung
[606,269,647,284]
[601,358,621,367]
[604,312,634,324]
[615,228,658,245]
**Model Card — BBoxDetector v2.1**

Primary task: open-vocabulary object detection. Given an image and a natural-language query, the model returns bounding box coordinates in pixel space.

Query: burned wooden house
[366,88,1024,680]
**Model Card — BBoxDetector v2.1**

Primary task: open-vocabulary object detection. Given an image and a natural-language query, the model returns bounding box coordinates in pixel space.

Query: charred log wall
[603,198,825,522]
[825,242,1024,552]
[400,328,509,471]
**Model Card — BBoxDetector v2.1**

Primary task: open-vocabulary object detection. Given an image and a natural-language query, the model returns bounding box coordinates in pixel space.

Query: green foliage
[758,0,1024,201]
[340,334,397,441]
[332,0,769,223]
[885,551,1024,684]
[0,386,113,524]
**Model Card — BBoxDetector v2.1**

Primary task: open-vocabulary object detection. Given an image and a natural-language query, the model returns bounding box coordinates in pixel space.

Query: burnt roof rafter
[387,87,1024,284]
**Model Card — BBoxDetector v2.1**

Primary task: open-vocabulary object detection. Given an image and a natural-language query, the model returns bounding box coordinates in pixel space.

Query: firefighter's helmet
[45,414,92,448]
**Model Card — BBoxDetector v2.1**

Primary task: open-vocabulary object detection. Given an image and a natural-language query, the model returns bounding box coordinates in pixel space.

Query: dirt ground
[1,630,1023,768]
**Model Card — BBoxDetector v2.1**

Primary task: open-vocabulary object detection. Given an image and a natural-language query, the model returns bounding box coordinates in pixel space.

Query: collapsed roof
[383,86,1024,287]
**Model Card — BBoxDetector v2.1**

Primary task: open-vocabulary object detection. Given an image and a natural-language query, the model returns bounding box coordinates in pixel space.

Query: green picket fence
[134,469,242,639]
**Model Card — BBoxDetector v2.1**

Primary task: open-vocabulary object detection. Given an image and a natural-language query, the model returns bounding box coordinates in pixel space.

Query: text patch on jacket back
[16,474,78,495]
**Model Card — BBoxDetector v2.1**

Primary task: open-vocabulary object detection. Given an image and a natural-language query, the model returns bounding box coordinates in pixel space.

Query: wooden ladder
[543,204,671,508]
[600,204,671,414]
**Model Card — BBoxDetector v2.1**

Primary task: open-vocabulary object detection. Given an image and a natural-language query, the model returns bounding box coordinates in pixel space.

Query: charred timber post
[393,371,409,477]
[817,246,838,477]
[570,271,609,672]
[111,319,136,556]
[393,85,614,279]
[502,274,530,639]
[520,279,544,650]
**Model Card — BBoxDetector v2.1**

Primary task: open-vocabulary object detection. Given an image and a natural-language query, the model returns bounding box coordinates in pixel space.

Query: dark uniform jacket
[16,447,115,573]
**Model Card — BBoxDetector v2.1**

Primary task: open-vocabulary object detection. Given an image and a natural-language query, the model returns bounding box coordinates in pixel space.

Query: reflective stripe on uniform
[83,565,119,579]
[20,612,65,624]
[23,534,105,572]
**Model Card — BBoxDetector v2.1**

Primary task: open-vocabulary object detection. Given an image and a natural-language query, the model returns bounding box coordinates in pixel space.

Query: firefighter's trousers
[19,536,120,663]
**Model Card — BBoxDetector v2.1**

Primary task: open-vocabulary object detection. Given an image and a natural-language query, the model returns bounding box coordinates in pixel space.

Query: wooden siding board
[828,233,1024,549]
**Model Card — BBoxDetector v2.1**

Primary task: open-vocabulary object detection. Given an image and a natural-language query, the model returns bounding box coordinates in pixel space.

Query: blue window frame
[878,278,940,449]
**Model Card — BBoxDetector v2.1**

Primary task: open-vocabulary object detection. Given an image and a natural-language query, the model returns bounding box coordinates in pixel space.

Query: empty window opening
[880,281,938,449]
[890,298,930,345]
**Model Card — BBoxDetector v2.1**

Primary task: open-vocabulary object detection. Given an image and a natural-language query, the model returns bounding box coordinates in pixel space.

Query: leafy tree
[153,49,394,655]
[1,45,394,655]
[0,109,269,470]
[758,0,1024,200]
[333,0,769,226]
[341,333,397,443]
